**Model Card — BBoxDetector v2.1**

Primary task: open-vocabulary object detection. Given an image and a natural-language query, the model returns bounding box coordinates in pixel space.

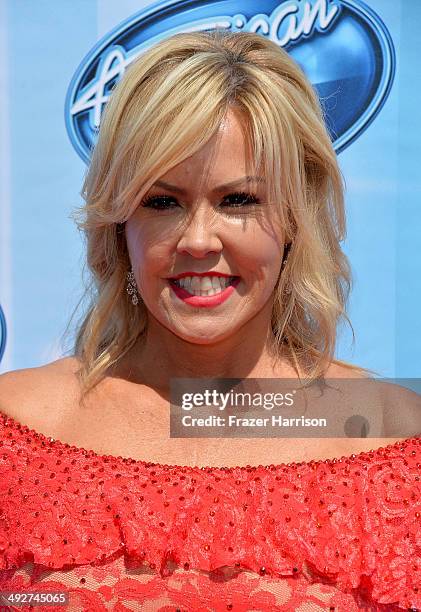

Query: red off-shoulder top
[0,410,420,611]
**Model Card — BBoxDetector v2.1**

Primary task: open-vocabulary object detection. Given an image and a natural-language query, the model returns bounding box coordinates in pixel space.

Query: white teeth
[191,276,201,291]
[173,275,234,296]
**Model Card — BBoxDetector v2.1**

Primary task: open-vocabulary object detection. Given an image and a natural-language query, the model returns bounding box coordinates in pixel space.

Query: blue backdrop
[0,0,420,377]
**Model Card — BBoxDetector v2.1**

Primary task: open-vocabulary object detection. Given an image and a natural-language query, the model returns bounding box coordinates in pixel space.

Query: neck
[117,306,296,391]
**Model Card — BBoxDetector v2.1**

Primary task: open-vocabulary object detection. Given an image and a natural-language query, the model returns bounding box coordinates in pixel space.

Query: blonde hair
[69,29,370,399]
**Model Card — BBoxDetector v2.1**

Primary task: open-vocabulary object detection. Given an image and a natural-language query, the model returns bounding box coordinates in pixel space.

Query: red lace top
[0,410,420,612]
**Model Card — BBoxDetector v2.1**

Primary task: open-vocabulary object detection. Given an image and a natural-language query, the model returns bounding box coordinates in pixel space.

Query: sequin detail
[0,410,420,611]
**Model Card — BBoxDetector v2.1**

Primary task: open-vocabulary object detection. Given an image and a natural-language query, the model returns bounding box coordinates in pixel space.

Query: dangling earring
[281,243,292,295]
[126,268,140,306]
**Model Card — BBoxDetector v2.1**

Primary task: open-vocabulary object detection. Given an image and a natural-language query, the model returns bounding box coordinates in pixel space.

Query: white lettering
[70,1,340,129]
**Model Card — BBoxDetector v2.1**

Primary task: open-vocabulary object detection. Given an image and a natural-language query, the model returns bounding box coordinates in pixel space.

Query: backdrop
[0,0,420,377]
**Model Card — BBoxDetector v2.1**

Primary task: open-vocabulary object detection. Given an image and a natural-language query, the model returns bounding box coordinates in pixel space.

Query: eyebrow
[151,175,265,195]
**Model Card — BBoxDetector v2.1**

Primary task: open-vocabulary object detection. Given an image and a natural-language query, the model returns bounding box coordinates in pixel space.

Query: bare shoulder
[325,363,420,437]
[0,356,82,431]
[378,380,421,438]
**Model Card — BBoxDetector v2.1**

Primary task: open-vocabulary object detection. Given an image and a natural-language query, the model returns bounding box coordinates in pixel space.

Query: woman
[0,30,419,611]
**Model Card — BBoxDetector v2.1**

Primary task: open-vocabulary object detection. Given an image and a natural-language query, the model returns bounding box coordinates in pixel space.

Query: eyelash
[140,191,261,211]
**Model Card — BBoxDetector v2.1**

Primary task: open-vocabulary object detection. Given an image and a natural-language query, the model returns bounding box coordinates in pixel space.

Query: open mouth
[168,276,240,297]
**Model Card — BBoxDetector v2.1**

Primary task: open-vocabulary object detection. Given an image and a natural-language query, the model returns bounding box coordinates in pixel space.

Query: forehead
[158,108,255,187]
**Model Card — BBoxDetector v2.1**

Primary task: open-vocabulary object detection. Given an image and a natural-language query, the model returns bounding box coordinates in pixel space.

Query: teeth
[191,276,201,291]
[173,275,234,296]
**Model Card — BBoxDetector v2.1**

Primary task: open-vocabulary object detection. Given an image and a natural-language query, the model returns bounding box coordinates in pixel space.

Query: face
[125,107,286,344]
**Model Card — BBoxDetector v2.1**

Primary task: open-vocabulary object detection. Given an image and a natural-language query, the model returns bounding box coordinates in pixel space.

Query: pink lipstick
[167,273,240,307]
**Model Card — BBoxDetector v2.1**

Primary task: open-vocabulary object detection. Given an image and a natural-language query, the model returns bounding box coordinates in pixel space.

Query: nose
[175,206,223,258]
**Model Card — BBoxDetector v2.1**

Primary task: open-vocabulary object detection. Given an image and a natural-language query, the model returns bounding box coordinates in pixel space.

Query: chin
[170,327,234,345]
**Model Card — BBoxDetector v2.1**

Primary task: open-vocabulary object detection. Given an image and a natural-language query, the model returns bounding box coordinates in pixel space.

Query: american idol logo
[65,0,395,162]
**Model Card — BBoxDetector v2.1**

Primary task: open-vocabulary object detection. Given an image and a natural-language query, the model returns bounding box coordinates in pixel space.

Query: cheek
[126,225,173,291]
[236,231,283,279]
[126,218,283,291]
[126,221,161,263]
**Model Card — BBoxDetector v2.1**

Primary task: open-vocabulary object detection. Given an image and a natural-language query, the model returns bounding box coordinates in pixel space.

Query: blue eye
[140,191,260,211]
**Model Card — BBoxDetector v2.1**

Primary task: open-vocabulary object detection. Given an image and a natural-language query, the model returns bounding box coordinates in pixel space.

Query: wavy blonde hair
[69,29,370,399]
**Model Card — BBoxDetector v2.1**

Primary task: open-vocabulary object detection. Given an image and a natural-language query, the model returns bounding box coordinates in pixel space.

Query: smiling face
[125,107,286,344]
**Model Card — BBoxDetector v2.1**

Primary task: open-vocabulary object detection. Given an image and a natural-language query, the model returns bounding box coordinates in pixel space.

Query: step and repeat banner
[0,0,420,376]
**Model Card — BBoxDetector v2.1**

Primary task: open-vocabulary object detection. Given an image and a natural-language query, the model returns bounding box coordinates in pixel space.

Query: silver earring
[281,243,292,295]
[126,269,140,306]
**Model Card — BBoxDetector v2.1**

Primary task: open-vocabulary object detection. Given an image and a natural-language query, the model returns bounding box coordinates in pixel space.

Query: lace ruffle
[0,412,420,610]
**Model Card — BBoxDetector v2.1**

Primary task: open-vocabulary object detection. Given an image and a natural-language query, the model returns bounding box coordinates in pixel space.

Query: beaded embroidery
[0,410,420,611]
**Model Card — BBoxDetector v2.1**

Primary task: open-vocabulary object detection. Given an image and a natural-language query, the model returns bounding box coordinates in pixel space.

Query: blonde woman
[0,30,419,611]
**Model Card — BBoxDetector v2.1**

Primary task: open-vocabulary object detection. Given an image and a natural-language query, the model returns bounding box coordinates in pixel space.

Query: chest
[55,381,391,468]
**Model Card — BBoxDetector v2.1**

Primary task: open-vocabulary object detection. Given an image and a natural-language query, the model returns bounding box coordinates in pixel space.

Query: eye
[140,191,261,211]
[221,191,260,208]
[141,195,179,210]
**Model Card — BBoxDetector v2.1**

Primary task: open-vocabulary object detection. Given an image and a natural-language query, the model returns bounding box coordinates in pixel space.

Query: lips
[168,276,241,307]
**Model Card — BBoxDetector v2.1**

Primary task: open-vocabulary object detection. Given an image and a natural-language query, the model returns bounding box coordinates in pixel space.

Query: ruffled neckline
[1,408,419,473]
[1,408,420,609]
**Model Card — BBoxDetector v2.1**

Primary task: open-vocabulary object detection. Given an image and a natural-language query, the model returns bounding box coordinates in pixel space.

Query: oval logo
[65,0,395,163]
[0,304,6,366]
